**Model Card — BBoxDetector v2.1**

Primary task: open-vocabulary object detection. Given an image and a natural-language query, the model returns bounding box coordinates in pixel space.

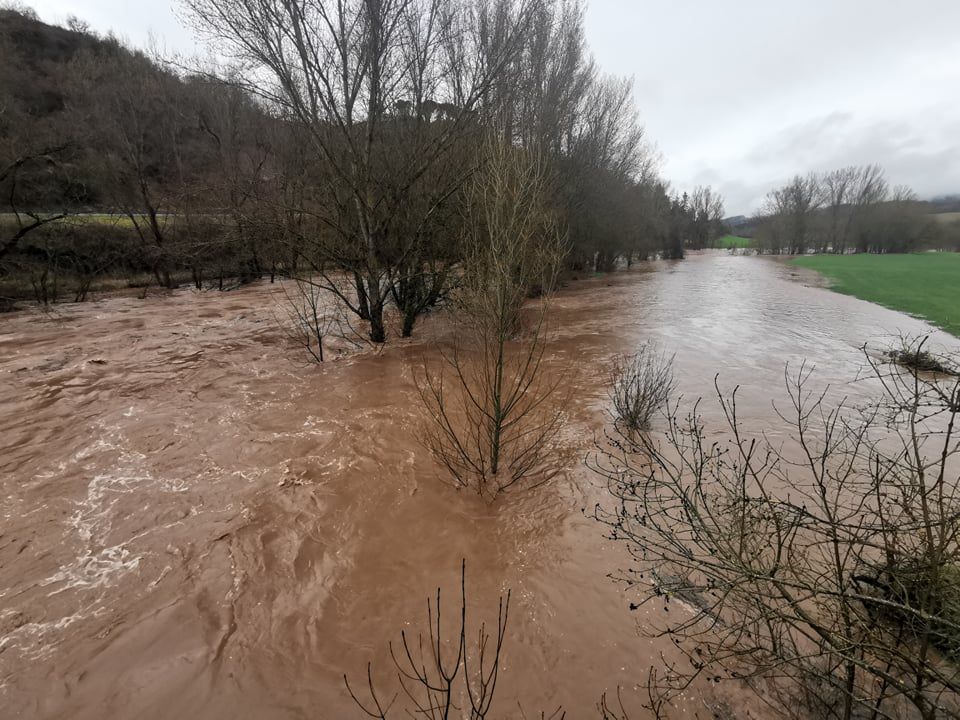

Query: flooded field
[2,253,958,719]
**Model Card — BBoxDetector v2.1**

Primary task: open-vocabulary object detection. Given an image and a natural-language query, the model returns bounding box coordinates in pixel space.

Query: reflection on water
[0,252,956,718]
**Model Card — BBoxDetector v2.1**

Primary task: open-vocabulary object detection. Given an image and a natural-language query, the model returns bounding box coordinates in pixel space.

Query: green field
[0,213,168,229]
[717,234,753,249]
[792,253,960,337]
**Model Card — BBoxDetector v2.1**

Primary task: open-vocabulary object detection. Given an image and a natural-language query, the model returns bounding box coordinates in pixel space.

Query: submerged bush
[888,341,959,376]
[593,343,960,720]
[609,342,676,433]
[854,558,960,662]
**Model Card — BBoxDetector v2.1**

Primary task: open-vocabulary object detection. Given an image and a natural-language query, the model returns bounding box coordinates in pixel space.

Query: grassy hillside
[792,253,960,336]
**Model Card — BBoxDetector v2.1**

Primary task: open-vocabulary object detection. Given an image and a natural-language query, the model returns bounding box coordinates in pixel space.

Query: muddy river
[1,253,957,719]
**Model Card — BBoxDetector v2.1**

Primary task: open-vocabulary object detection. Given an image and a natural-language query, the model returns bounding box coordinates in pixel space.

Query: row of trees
[0,2,724,335]
[178,0,722,341]
[753,165,949,254]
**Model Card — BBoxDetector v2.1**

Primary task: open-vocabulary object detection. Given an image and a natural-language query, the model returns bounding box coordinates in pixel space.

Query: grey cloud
[721,111,960,213]
[743,113,856,168]
[585,0,960,215]
[27,0,960,216]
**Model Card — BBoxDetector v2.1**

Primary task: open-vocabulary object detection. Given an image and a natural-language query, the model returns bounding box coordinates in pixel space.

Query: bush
[609,342,676,433]
[888,339,959,376]
[592,344,960,720]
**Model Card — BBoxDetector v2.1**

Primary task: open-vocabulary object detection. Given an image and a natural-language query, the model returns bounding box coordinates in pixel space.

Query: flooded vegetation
[2,254,958,718]
[3,0,960,717]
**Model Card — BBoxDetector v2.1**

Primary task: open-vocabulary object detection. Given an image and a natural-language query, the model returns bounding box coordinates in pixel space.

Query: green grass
[69,214,141,228]
[792,253,960,337]
[0,213,175,229]
[717,234,753,249]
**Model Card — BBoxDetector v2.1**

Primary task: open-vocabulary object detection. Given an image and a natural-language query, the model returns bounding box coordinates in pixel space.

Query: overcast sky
[24,0,960,215]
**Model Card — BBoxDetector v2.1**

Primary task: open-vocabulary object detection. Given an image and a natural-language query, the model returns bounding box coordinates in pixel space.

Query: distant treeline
[748,165,960,255]
[0,1,728,333]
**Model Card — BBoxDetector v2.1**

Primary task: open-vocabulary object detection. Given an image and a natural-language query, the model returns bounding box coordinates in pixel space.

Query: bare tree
[609,342,676,434]
[752,164,926,256]
[511,0,595,154]
[821,167,856,254]
[417,140,570,499]
[0,147,70,263]
[689,186,725,250]
[848,164,889,252]
[344,561,514,720]
[276,278,335,363]
[0,31,73,264]
[69,47,207,288]
[344,562,653,719]
[275,277,369,363]
[592,339,960,720]
[759,173,822,255]
[182,0,539,342]
[562,74,650,271]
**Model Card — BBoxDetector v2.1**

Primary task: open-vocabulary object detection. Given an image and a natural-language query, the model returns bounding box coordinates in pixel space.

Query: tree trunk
[401,309,416,338]
[354,271,370,321]
[366,273,386,343]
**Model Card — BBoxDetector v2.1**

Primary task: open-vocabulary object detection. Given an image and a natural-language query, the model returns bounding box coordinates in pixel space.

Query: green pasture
[717,234,752,249]
[792,253,960,337]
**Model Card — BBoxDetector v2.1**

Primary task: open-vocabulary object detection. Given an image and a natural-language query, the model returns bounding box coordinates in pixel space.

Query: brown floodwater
[1,252,958,719]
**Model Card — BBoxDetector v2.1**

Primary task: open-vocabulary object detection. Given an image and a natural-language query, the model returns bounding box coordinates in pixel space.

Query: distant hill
[723,215,757,238]
[925,195,960,214]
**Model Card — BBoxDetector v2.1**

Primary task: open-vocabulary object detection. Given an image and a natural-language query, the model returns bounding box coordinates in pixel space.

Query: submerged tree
[275,278,369,364]
[344,562,516,719]
[417,140,570,499]
[592,339,960,720]
[343,562,655,719]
